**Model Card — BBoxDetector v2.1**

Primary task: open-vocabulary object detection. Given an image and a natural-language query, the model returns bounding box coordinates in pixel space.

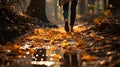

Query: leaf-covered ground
[0,8,120,67]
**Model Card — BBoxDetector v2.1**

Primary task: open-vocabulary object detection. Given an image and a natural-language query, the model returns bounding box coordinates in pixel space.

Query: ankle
[70,26,74,32]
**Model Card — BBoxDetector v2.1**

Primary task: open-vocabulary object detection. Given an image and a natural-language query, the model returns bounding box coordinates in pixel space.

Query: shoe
[64,21,69,32]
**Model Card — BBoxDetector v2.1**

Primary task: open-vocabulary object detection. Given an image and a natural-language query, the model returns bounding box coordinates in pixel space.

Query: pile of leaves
[80,9,120,36]
[78,9,120,67]
[0,6,120,67]
[93,9,120,36]
[0,7,36,44]
[0,5,58,45]
[0,26,119,67]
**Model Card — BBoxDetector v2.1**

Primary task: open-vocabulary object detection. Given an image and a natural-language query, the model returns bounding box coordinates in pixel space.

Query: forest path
[0,19,120,67]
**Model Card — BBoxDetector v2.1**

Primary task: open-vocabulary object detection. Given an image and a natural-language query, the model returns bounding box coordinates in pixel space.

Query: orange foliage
[29,48,34,53]
[26,35,40,40]
[93,18,100,25]
[94,37,103,41]
[93,16,105,25]
[89,33,95,37]
[18,50,26,55]
[50,46,56,51]
[53,54,61,61]
[82,52,98,61]
[13,45,20,50]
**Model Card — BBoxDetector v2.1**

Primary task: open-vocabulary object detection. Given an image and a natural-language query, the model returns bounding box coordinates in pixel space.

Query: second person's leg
[70,0,77,32]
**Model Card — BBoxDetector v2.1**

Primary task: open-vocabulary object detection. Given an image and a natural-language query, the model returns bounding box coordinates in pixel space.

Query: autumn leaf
[50,46,57,51]
[82,54,98,61]
[53,54,61,61]
[104,10,112,16]
[94,37,103,41]
[27,35,40,40]
[89,33,95,37]
[93,16,105,25]
[29,48,35,56]
[93,18,100,25]
[76,40,86,47]
[18,49,26,55]
[13,45,20,50]
[29,48,35,53]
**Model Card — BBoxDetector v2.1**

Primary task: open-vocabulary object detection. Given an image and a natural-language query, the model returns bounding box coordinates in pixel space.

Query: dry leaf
[104,10,112,16]
[94,37,103,41]
[53,54,61,61]
[82,55,97,61]
[18,49,26,55]
[13,45,20,50]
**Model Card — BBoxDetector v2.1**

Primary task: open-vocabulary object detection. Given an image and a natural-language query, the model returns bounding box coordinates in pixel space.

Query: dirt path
[0,21,120,67]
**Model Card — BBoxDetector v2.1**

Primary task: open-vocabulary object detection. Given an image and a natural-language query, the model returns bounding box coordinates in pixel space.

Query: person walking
[59,0,83,32]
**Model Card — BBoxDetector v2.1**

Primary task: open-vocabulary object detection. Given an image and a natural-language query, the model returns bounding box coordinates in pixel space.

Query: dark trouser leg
[63,2,70,32]
[63,2,69,21]
[70,0,77,31]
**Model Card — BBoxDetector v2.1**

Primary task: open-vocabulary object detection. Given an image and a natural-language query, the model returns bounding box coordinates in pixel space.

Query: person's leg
[63,2,69,32]
[70,0,77,32]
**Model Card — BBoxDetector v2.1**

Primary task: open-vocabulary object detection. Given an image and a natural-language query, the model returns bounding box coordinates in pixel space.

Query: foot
[64,21,69,32]
[70,26,74,32]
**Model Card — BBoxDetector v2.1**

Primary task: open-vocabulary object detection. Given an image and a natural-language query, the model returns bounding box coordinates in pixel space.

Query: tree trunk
[27,0,49,23]
[78,0,85,15]
[94,0,99,14]
[103,0,107,10]
[54,0,58,21]
[88,0,95,14]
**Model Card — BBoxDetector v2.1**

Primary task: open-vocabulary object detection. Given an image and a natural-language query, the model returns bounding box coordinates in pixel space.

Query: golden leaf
[89,33,95,37]
[27,35,39,40]
[18,50,26,55]
[74,38,86,45]
[104,10,112,16]
[82,55,97,61]
[50,46,56,51]
[93,16,104,25]
[94,37,103,41]
[29,48,34,53]
[13,45,20,50]
[93,18,100,24]
[53,54,61,61]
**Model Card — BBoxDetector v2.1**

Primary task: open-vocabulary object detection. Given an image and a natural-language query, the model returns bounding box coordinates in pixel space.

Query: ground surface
[0,8,120,67]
